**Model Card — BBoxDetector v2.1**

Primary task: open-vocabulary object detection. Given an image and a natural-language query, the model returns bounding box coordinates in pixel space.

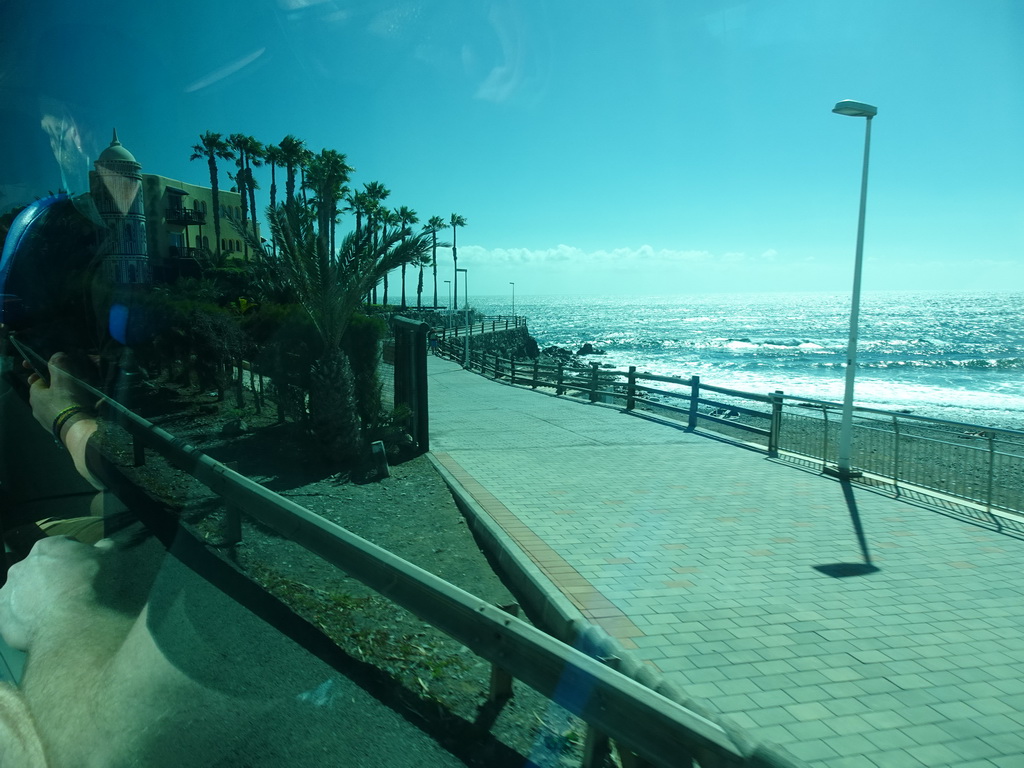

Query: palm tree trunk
[432,235,438,308]
[309,347,362,466]
[209,155,222,260]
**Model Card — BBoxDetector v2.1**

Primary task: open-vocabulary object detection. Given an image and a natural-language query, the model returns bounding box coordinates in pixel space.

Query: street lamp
[443,280,451,328]
[456,268,469,364]
[509,281,515,321]
[828,99,877,479]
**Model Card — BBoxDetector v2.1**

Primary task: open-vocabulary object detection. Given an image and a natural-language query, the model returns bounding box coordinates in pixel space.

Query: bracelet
[52,405,90,445]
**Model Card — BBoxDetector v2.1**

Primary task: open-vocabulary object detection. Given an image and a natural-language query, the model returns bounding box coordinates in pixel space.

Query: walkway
[426,355,1024,768]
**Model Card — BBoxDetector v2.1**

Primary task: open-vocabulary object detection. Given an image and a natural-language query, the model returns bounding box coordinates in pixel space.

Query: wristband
[52,405,90,445]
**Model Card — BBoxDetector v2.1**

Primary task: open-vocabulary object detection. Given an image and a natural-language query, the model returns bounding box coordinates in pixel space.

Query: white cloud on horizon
[454,243,803,294]
[462,243,735,268]
[448,243,1024,295]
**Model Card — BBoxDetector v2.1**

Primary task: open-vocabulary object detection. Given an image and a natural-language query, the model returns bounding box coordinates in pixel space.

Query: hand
[26,352,95,434]
[0,537,111,651]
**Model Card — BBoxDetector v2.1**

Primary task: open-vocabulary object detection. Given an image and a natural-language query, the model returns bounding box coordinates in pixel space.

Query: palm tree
[304,148,353,257]
[362,182,391,304]
[263,143,285,255]
[190,131,234,260]
[264,144,284,211]
[344,190,370,237]
[395,205,419,308]
[450,213,467,312]
[244,138,264,238]
[424,215,449,308]
[377,207,400,306]
[243,203,431,464]
[298,147,314,207]
[279,135,306,208]
[228,134,262,259]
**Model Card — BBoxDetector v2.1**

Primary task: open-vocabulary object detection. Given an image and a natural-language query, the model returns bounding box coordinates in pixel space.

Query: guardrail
[440,315,527,335]
[74,376,805,768]
[435,340,1024,516]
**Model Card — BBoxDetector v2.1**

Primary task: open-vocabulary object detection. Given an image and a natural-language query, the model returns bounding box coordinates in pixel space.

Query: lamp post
[456,268,468,364]
[828,99,877,479]
[443,280,451,328]
[509,281,515,322]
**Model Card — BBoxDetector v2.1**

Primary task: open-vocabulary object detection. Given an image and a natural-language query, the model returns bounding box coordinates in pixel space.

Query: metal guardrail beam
[80,379,802,768]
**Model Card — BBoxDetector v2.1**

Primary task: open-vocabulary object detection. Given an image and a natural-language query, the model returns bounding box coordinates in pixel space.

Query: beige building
[90,131,255,283]
[140,173,252,281]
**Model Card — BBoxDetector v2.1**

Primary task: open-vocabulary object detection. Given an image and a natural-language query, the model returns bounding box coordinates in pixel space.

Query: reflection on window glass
[1,1,1023,766]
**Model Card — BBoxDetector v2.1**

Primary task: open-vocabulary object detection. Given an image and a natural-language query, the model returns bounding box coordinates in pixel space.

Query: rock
[220,418,248,437]
[577,343,605,356]
[541,346,574,363]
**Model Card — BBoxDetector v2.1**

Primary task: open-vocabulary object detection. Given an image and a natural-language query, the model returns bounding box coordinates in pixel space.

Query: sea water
[468,291,1024,431]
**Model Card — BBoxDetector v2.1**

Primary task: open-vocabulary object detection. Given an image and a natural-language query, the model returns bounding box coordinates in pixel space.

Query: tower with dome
[89,130,150,283]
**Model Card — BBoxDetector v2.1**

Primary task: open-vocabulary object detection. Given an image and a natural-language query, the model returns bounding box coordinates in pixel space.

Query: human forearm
[60,415,101,490]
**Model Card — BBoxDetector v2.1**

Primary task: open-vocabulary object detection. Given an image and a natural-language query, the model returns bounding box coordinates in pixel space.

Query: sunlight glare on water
[471,291,1024,430]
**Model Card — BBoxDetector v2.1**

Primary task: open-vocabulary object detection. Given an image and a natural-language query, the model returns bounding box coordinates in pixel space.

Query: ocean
[467,291,1024,431]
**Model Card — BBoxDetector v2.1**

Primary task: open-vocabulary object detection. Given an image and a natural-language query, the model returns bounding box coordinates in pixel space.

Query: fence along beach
[466,291,1024,433]
[435,311,1024,518]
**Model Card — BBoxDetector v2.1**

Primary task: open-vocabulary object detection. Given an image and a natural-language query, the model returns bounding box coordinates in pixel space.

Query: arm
[26,352,102,490]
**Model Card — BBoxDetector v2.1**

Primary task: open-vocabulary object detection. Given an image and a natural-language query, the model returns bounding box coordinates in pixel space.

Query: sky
[3,0,1023,297]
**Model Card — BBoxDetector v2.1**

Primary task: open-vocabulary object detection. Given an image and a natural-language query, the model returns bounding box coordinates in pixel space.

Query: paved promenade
[426,355,1024,768]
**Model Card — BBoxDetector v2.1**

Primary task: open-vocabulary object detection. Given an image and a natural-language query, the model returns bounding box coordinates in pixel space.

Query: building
[90,130,149,283]
[89,131,254,284]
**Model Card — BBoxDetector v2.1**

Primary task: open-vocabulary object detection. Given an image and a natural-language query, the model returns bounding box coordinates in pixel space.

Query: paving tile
[427,357,1024,768]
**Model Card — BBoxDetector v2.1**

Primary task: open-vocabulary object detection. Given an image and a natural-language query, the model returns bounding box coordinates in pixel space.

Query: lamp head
[833,100,877,117]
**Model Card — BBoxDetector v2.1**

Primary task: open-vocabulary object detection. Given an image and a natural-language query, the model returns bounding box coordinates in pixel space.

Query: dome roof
[97,129,139,165]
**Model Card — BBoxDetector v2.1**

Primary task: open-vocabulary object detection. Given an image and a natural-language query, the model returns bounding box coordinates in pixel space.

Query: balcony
[165,207,206,226]
[167,246,204,261]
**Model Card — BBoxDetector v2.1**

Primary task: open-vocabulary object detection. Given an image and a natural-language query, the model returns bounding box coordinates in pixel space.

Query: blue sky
[4,0,1023,296]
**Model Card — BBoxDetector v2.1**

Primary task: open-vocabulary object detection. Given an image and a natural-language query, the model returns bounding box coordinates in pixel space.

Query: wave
[811,358,1024,371]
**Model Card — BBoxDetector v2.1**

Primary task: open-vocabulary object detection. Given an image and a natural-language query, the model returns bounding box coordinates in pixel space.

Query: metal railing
[439,315,527,335]
[165,206,206,225]
[436,340,1024,516]
[65,369,804,768]
[775,396,1024,514]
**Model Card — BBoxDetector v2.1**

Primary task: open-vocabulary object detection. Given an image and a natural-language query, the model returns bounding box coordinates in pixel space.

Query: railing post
[687,375,700,430]
[133,433,146,467]
[768,390,783,457]
[892,414,901,493]
[589,362,600,403]
[487,603,520,704]
[822,408,831,468]
[494,352,501,379]
[986,431,996,514]
[532,359,539,389]
[223,505,242,545]
[509,357,516,385]
[581,655,621,768]
[626,366,637,411]
[556,362,565,396]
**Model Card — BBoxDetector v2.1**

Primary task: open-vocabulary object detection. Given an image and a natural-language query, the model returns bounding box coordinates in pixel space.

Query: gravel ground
[113,379,601,768]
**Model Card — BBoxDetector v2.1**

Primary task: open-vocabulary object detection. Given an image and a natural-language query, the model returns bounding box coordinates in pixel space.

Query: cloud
[462,244,724,269]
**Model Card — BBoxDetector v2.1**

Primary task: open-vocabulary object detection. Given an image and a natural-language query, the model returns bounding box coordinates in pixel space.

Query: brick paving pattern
[427,355,1024,768]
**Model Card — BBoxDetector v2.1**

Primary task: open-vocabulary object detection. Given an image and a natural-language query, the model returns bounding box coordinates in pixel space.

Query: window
[4,6,1022,768]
